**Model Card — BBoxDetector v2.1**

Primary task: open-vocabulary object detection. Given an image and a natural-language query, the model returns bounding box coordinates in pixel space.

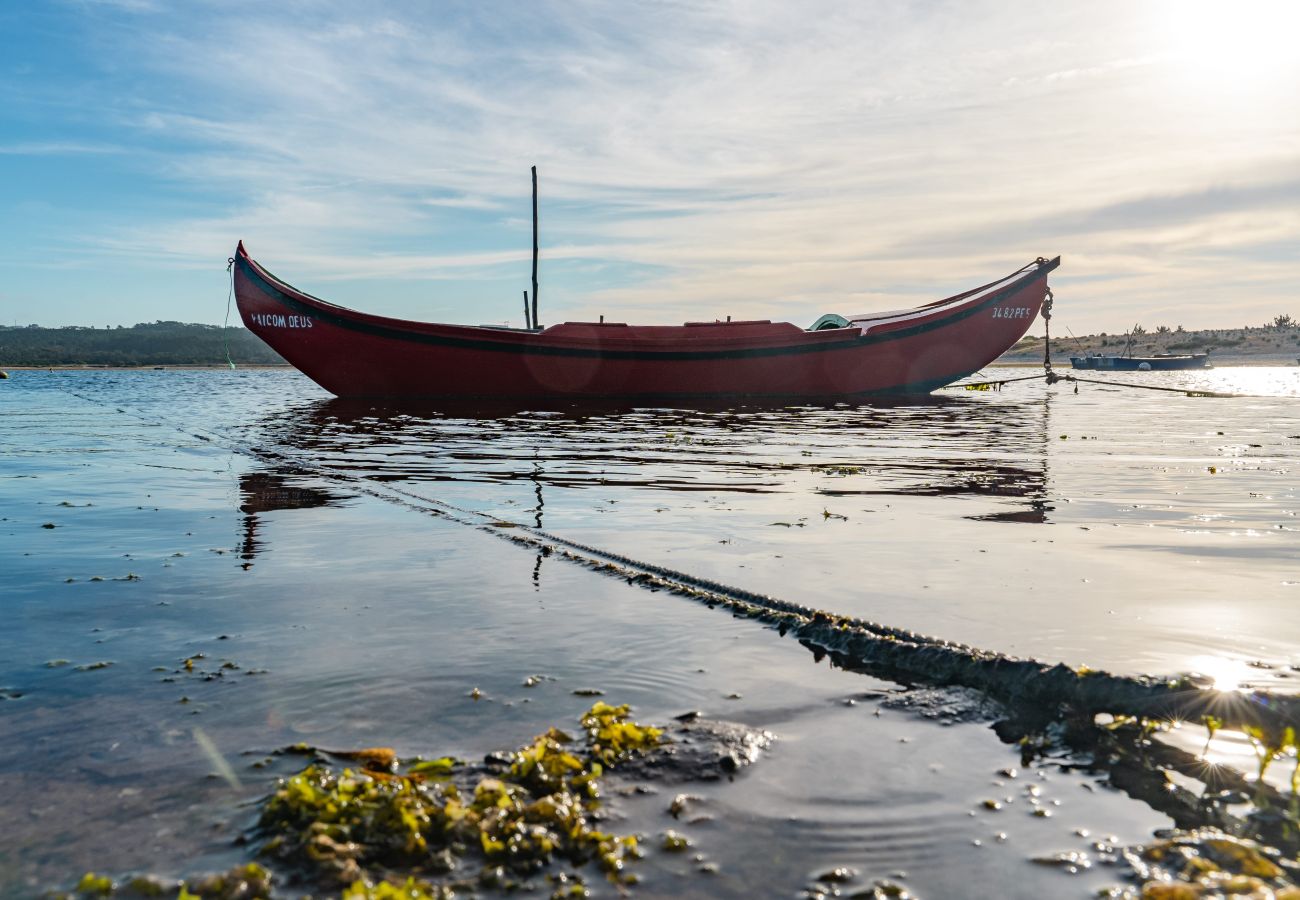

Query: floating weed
[1240,723,1300,787]
[661,830,690,852]
[56,863,272,899]
[1202,714,1223,756]
[811,464,866,476]
[74,873,113,895]
[332,747,398,774]
[406,756,458,778]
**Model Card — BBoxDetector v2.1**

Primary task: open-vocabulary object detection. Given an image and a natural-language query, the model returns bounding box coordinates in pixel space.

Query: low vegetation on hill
[1001,316,1300,365]
[0,322,285,367]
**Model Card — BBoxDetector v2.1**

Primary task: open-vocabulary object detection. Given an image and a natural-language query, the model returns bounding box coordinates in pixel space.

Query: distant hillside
[0,322,285,367]
[999,322,1300,366]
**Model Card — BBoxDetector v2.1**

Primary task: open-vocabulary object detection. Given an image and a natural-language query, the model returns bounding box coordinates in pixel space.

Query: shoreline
[1,363,294,371]
[995,353,1300,367]
[5,358,1297,372]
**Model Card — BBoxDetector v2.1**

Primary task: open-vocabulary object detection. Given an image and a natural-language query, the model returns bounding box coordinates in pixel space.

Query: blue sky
[1,0,1297,332]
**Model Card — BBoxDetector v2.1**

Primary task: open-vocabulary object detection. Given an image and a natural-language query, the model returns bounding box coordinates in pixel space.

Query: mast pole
[531,165,540,330]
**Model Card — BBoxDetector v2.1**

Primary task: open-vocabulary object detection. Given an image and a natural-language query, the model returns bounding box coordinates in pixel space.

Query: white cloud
[17,0,1300,330]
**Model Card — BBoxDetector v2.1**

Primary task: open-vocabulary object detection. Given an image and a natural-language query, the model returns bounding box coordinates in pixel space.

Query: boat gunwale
[235,245,1059,362]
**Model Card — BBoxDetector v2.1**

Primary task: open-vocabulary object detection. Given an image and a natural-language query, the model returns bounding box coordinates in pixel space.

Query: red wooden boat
[233,241,1059,400]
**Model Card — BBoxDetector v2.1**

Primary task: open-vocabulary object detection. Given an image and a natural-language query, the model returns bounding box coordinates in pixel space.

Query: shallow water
[2,367,1299,897]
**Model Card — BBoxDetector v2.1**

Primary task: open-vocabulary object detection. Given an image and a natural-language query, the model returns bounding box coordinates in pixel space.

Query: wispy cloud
[422,195,503,211]
[6,0,1299,329]
[0,141,124,155]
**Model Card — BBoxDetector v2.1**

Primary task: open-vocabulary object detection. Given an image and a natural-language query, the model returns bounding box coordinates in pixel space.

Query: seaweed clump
[1108,830,1300,899]
[257,702,663,897]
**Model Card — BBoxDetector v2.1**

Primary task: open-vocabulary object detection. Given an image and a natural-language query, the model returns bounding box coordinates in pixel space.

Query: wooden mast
[531,166,540,330]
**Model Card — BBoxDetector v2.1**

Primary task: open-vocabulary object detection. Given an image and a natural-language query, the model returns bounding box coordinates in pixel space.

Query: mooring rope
[1061,374,1244,398]
[44,381,1300,743]
[222,257,237,371]
[944,280,1275,398]
[946,371,1258,400]
[943,373,1050,391]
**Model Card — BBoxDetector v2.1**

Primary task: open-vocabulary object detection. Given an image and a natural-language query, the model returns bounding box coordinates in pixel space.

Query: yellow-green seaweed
[60,864,272,899]
[256,704,660,891]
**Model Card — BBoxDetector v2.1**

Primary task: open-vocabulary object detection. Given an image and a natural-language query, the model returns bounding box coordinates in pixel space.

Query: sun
[1160,0,1300,89]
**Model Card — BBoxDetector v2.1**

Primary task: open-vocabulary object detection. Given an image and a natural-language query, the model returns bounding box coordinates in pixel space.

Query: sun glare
[1161,0,1300,88]
[1187,655,1254,692]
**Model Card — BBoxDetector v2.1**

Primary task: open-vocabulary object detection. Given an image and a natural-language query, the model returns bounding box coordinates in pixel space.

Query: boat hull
[1069,354,1208,371]
[234,245,1059,400]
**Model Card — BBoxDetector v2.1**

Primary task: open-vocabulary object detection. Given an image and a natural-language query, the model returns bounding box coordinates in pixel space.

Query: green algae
[254,703,661,893]
[1108,830,1300,899]
[74,873,113,896]
[811,464,866,476]
[339,876,455,899]
[660,830,690,852]
[580,702,663,767]
[56,864,272,899]
[49,705,681,899]
[406,757,458,778]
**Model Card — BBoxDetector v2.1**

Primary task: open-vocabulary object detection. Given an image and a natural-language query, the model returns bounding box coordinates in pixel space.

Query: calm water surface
[2,367,1298,898]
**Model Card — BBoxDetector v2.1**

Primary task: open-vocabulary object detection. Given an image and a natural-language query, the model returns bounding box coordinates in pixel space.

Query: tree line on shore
[0,322,285,367]
[1006,315,1300,360]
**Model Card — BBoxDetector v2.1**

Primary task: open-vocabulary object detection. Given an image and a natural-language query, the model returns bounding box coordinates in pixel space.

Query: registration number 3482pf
[992,307,1031,319]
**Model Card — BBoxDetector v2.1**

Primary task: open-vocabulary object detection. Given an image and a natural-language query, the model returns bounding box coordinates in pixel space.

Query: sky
[1,0,1297,333]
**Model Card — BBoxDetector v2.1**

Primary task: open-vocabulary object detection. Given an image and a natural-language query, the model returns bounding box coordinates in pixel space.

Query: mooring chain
[1041,286,1057,385]
[944,278,1273,398]
[375,482,969,652]
[46,382,976,654]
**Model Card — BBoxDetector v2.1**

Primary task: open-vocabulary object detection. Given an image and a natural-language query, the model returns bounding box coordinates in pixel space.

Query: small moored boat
[1069,353,1209,371]
[233,242,1059,400]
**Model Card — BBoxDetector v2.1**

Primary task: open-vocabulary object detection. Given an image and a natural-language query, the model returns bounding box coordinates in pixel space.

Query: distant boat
[1069,353,1209,371]
[233,241,1060,400]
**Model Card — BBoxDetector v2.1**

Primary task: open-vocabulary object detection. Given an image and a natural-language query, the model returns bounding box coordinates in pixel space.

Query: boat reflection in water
[237,470,347,568]
[236,393,1056,571]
